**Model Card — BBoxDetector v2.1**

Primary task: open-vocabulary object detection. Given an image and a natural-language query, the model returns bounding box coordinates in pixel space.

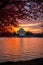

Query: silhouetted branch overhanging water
[0,0,43,33]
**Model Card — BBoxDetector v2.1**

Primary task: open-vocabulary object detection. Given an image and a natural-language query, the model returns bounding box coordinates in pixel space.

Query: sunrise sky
[12,19,43,33]
[0,0,43,34]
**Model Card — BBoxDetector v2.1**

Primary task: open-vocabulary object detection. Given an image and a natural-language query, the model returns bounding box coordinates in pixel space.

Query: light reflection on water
[0,37,43,62]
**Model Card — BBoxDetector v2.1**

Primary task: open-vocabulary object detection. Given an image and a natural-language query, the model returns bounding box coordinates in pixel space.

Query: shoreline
[0,36,43,38]
[0,58,43,65]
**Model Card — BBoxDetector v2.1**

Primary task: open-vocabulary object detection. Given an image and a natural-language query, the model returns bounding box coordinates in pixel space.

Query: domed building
[17,28,26,36]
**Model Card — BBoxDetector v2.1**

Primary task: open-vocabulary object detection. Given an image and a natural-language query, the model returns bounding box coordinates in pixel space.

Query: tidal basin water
[0,37,43,62]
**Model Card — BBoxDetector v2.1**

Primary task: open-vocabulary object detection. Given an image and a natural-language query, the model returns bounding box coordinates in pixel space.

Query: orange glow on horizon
[12,27,41,33]
[6,24,42,33]
[12,26,19,32]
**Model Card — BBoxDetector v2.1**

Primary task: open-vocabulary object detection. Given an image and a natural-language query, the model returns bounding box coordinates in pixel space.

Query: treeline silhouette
[26,31,43,37]
[0,31,43,37]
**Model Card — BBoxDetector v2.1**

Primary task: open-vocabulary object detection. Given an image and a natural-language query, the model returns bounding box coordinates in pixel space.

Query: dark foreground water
[0,37,43,62]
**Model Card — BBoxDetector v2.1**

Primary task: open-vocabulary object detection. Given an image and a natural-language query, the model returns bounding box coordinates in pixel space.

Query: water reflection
[0,38,43,62]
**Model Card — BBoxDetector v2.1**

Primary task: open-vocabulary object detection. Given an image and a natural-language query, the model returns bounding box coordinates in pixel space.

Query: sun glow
[11,26,41,33]
[12,26,19,32]
[7,23,42,33]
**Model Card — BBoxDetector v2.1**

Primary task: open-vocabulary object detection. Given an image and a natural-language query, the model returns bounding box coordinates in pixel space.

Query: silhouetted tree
[0,0,43,34]
[26,31,33,35]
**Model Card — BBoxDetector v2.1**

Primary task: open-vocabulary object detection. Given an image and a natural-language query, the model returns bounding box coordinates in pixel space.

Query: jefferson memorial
[17,28,26,36]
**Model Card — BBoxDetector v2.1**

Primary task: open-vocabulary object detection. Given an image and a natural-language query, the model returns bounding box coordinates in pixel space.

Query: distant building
[17,28,26,36]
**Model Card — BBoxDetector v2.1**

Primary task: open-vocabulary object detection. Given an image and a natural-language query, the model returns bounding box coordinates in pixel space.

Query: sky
[17,1,43,33]
[16,19,43,33]
[0,0,43,33]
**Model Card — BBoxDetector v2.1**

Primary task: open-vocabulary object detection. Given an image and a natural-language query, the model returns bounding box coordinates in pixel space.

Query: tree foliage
[0,0,43,33]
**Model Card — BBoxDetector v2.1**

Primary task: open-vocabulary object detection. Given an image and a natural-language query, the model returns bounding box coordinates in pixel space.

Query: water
[0,37,43,62]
